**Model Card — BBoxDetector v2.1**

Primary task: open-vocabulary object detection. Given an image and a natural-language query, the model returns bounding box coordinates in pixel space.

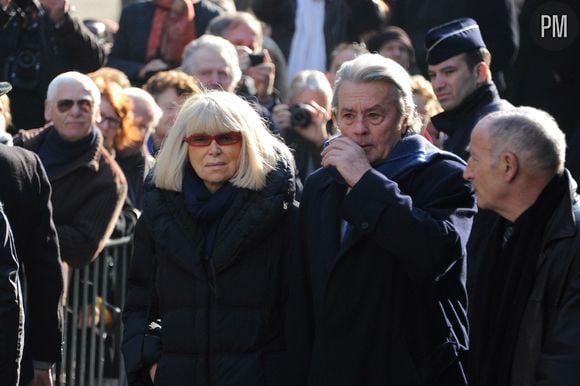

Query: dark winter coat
[290,139,476,386]
[0,144,62,385]
[122,158,296,386]
[471,171,580,385]
[0,203,22,386]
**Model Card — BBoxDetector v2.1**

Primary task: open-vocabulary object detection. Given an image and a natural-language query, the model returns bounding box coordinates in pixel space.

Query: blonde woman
[122,90,296,386]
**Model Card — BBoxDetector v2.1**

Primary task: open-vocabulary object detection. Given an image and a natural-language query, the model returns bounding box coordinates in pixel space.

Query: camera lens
[289,103,312,128]
[16,50,37,69]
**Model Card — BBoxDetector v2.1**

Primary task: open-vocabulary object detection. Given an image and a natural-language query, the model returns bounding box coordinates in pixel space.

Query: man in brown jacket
[14,71,127,270]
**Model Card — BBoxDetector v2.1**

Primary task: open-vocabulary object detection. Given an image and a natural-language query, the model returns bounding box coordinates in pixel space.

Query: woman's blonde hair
[410,75,443,118]
[154,90,293,191]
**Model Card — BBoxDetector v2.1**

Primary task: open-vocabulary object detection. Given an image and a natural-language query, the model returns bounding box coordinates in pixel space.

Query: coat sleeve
[252,0,295,26]
[536,259,580,384]
[107,6,147,82]
[340,160,476,283]
[122,215,162,385]
[50,12,106,72]
[0,206,23,386]
[19,155,63,364]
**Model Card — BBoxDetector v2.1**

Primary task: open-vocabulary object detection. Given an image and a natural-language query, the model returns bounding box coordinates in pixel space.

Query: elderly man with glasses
[13,71,127,270]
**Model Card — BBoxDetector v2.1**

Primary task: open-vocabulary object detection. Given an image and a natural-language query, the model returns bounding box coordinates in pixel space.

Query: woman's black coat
[122,160,295,386]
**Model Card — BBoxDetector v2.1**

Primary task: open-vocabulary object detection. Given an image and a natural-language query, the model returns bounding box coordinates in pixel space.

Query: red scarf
[146,0,196,66]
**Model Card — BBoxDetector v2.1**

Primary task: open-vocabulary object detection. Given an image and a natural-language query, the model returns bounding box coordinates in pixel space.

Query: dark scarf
[37,127,98,179]
[469,173,568,386]
[373,133,465,178]
[326,134,465,184]
[182,166,239,257]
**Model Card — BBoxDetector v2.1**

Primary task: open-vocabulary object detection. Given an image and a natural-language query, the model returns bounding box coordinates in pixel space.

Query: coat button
[360,221,369,230]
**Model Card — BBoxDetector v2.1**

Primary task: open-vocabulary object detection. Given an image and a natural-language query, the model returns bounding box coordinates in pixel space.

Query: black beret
[0,82,11,96]
[424,18,486,65]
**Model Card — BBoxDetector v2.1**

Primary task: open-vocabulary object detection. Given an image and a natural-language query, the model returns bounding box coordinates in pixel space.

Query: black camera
[2,2,42,90]
[5,48,41,90]
[289,103,312,128]
[248,52,265,67]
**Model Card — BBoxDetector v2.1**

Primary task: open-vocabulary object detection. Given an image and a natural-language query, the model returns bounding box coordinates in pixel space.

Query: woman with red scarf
[109,0,222,86]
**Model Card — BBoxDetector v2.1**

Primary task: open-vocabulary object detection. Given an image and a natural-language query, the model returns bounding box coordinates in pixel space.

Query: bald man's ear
[502,152,519,182]
[44,100,51,122]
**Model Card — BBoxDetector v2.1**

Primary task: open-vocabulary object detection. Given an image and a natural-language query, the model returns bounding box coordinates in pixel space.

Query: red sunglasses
[183,132,243,147]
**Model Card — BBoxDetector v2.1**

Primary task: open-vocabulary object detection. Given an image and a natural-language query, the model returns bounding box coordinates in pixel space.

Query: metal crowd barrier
[57,236,133,386]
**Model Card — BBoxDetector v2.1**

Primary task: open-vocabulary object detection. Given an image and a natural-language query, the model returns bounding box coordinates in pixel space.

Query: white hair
[483,106,567,174]
[289,70,333,110]
[181,35,242,86]
[46,71,101,107]
[124,87,163,128]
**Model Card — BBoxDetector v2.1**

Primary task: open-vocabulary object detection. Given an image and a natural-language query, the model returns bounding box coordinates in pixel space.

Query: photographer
[206,11,288,111]
[272,69,336,183]
[0,0,105,131]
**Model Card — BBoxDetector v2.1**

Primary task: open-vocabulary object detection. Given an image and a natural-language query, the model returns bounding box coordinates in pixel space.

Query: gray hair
[46,71,101,107]
[332,53,420,134]
[181,35,242,86]
[154,90,293,191]
[206,11,263,50]
[482,106,566,174]
[289,70,333,109]
[124,87,163,129]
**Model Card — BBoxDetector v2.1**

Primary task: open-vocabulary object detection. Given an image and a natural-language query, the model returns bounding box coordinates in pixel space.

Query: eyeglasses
[56,99,93,113]
[97,115,122,129]
[183,132,243,147]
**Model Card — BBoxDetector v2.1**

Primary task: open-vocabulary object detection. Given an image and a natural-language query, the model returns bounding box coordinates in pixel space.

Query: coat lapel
[314,177,347,275]
[337,221,363,259]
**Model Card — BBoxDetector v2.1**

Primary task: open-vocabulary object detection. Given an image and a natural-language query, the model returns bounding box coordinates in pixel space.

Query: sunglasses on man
[183,132,243,147]
[56,99,93,113]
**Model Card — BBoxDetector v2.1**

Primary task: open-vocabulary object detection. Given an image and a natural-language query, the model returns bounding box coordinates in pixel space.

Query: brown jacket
[15,126,127,268]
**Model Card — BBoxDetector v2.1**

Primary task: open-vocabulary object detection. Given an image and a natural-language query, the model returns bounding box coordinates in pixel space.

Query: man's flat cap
[424,18,486,65]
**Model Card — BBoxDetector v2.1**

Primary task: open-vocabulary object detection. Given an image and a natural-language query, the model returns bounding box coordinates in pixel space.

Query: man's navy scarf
[38,127,98,179]
[327,134,465,184]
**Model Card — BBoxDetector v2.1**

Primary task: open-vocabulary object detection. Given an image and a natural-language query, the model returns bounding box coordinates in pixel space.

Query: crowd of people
[0,0,579,385]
